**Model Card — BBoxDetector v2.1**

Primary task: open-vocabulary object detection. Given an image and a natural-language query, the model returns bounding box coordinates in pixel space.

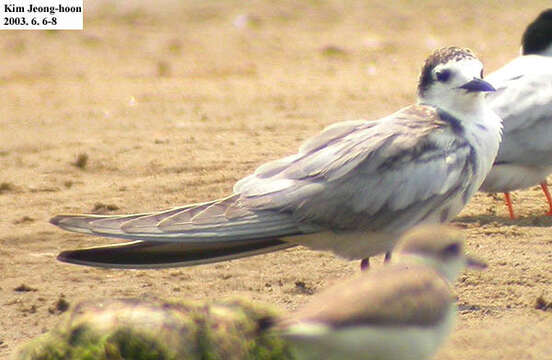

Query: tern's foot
[503,192,516,219]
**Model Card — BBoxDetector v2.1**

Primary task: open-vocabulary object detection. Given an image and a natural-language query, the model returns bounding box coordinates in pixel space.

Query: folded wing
[236,105,477,233]
[486,55,552,165]
[53,105,478,267]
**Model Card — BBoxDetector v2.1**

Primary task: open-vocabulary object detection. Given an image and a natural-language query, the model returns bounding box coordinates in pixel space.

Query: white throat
[393,254,461,284]
[418,92,487,120]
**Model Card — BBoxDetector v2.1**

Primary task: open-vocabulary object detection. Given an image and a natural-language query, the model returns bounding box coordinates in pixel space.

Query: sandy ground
[1,1,552,359]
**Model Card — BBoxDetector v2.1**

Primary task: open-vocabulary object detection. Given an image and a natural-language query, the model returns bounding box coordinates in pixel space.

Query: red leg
[504,192,516,219]
[540,182,552,216]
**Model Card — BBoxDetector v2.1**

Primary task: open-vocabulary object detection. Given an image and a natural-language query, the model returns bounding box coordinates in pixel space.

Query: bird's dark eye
[442,243,460,257]
[480,69,484,78]
[436,69,451,82]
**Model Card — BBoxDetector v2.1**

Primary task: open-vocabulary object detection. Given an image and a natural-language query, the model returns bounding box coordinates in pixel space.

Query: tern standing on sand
[480,9,552,218]
[51,47,501,269]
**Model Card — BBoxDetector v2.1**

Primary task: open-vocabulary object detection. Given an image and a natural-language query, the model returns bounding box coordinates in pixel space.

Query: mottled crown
[522,9,552,55]
[417,46,477,97]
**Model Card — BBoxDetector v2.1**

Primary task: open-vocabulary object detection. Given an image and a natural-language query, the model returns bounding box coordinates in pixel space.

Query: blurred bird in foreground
[51,46,500,270]
[275,225,486,360]
[480,9,552,218]
[16,225,486,360]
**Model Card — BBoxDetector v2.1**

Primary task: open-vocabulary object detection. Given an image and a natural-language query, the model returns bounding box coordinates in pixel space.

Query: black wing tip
[50,215,64,226]
[56,248,139,269]
[56,243,144,268]
[56,238,295,269]
[57,249,94,268]
[50,214,83,226]
[57,249,94,266]
[57,250,74,263]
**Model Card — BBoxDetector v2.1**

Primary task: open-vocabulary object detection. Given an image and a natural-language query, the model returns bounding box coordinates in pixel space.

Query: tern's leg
[360,258,369,271]
[503,192,516,219]
[539,182,552,216]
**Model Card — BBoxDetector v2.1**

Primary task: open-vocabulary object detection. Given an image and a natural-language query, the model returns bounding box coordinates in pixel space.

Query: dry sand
[1,1,551,359]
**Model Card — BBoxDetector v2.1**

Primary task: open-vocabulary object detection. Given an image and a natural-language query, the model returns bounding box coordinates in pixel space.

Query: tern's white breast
[480,164,552,193]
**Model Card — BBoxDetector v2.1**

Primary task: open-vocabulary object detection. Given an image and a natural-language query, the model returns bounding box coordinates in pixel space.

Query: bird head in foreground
[391,224,487,283]
[522,8,552,56]
[277,225,486,360]
[417,47,495,115]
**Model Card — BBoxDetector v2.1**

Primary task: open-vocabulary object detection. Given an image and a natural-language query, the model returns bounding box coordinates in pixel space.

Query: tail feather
[57,238,296,269]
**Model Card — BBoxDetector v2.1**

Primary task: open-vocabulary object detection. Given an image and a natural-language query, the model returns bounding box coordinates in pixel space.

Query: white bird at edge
[274,225,487,360]
[480,9,552,219]
[50,46,501,270]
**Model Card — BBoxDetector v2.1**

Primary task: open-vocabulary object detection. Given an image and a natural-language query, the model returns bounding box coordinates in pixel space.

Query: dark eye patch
[436,69,451,82]
[442,242,460,257]
[480,69,484,78]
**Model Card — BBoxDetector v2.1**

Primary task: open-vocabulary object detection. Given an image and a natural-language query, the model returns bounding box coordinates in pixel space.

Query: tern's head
[417,47,495,114]
[522,9,552,56]
[392,225,486,283]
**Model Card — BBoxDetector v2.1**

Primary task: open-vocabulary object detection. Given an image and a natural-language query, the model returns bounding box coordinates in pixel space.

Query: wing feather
[52,105,477,250]
[486,55,552,165]
[237,105,476,232]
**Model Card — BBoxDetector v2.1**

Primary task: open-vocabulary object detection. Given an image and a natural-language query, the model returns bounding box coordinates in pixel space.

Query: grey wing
[53,106,474,248]
[52,197,309,268]
[236,105,477,233]
[486,56,552,165]
[51,120,371,243]
[51,120,374,268]
[51,195,322,242]
[234,118,370,190]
